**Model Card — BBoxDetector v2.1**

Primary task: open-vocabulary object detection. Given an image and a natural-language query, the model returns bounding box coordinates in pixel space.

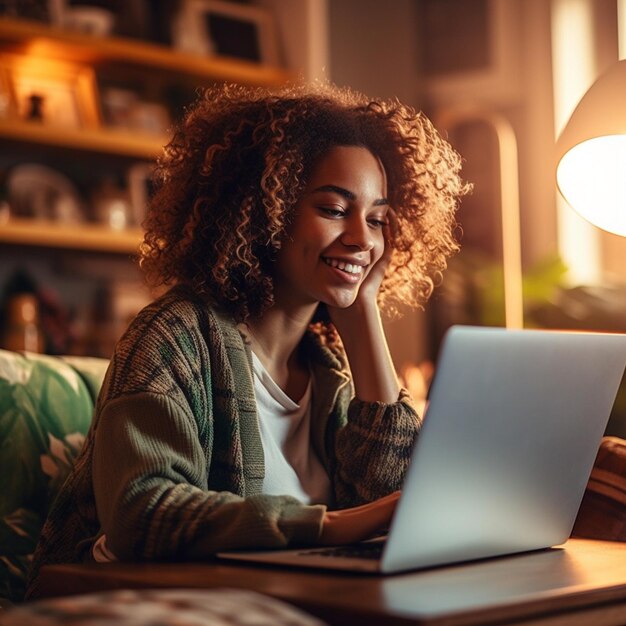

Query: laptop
[217,325,626,574]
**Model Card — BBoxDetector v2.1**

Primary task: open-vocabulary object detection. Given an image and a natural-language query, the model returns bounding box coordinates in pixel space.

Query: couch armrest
[572,436,626,541]
[0,349,107,604]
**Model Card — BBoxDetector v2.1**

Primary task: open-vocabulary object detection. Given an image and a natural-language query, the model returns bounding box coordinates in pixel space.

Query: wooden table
[39,538,626,625]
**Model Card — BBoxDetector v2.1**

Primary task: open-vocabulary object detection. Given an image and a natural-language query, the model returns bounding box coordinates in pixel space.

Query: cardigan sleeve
[332,389,421,507]
[92,392,325,560]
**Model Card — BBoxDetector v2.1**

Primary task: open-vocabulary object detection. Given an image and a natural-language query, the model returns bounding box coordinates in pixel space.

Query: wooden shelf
[0,16,291,87]
[0,17,291,259]
[0,217,142,254]
[0,118,166,159]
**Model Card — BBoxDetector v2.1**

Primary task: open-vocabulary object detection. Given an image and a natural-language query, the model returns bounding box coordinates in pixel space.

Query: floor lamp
[556,59,626,237]
[437,106,524,330]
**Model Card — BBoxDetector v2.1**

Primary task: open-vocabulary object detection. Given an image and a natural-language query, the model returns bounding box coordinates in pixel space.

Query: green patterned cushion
[0,350,108,605]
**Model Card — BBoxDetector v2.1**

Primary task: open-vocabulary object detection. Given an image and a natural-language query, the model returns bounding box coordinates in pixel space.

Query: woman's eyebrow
[311,184,389,206]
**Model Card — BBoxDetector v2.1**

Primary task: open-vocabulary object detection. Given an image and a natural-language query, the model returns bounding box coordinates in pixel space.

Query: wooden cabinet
[0,14,291,355]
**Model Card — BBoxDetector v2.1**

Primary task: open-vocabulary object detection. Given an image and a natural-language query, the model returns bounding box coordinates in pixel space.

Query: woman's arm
[329,300,400,403]
[93,392,325,560]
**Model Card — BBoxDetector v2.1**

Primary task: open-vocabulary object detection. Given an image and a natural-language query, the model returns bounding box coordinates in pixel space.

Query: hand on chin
[326,284,377,333]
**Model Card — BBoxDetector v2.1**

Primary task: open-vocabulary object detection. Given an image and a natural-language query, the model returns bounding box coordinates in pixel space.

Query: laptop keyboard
[300,543,384,560]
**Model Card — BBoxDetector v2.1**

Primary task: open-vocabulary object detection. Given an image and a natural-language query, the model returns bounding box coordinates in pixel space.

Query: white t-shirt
[251,351,332,505]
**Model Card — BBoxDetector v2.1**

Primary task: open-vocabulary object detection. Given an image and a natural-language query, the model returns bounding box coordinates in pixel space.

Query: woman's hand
[327,218,395,329]
[350,223,393,305]
[318,491,400,546]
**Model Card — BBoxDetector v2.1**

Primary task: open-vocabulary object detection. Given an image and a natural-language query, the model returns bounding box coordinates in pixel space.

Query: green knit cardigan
[27,286,420,598]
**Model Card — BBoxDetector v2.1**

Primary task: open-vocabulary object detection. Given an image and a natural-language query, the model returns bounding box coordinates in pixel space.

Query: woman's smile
[322,257,367,282]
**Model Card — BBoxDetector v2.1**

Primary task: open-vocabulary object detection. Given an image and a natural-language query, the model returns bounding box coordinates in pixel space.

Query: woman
[27,82,467,596]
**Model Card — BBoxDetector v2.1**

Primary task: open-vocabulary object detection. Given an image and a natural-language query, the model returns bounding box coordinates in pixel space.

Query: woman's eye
[319,206,345,217]
[368,218,388,228]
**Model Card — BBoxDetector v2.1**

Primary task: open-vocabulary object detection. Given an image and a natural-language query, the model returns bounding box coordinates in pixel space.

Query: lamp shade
[556,59,626,236]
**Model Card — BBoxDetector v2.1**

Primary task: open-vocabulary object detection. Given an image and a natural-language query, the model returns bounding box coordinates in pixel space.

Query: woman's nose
[340,217,374,250]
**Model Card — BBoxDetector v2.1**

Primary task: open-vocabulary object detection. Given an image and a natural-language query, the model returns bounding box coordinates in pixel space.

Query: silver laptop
[218,325,626,574]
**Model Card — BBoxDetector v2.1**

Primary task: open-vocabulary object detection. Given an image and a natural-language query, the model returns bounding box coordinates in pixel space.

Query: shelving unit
[0,118,165,159]
[0,11,293,356]
[0,15,291,253]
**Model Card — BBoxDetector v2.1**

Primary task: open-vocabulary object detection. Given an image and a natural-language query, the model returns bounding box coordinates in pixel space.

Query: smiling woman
[140,83,466,319]
[26,82,469,599]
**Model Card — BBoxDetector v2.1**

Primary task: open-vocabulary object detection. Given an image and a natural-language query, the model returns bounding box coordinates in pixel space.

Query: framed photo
[1,54,100,128]
[173,0,280,65]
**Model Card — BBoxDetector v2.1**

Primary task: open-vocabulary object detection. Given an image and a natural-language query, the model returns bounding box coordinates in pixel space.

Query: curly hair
[139,82,469,322]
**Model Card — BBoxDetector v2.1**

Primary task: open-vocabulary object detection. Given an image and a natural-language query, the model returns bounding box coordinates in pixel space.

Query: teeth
[324,258,363,275]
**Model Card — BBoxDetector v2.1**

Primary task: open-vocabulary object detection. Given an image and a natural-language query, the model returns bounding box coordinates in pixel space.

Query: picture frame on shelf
[172,0,280,65]
[1,54,100,128]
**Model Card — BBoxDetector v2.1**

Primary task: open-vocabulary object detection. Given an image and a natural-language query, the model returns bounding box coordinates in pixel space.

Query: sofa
[1,347,626,609]
[0,349,109,606]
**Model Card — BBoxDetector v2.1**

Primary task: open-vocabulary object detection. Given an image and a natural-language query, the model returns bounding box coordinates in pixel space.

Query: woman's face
[274,145,389,310]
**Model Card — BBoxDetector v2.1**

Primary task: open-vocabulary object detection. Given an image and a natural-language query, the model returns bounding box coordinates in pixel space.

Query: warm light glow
[551,0,601,283]
[557,135,626,236]
[619,0,626,59]
[3,53,100,128]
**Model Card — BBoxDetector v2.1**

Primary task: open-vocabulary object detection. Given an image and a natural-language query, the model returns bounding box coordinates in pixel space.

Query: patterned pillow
[0,350,108,605]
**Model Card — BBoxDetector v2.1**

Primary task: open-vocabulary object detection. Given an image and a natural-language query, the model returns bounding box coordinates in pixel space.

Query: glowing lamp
[556,59,626,236]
